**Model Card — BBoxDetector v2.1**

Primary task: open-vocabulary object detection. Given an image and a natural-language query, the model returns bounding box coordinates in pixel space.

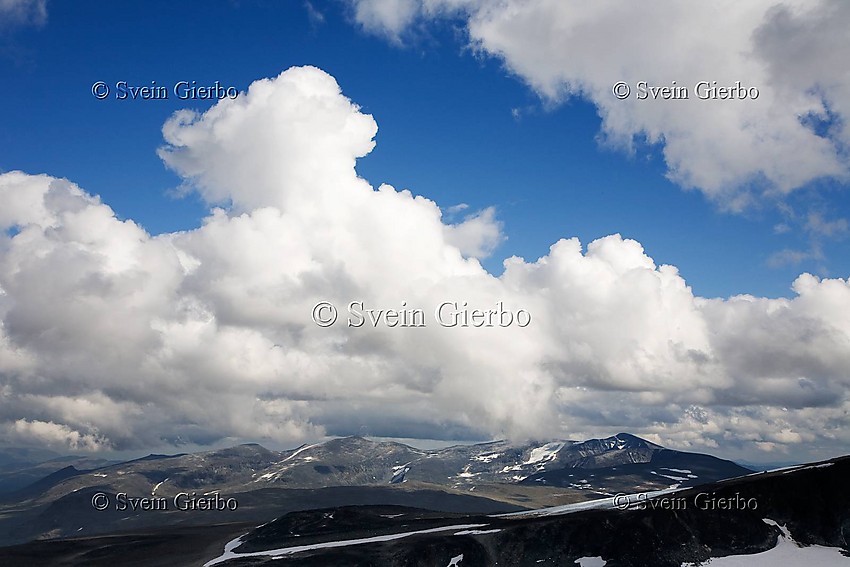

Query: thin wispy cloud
[0,0,46,28]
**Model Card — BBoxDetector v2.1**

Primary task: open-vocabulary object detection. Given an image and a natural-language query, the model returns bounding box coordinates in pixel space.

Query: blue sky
[2,1,846,299]
[1,1,849,462]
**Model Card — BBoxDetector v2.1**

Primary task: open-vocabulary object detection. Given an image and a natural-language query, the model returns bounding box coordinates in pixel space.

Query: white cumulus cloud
[350,0,850,209]
[0,67,848,462]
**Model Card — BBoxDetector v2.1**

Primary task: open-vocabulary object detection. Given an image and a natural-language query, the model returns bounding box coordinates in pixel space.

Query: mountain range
[2,433,750,501]
[0,432,813,566]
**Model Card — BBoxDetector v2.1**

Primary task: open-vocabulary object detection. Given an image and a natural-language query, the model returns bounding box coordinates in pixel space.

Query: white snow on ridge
[447,554,464,567]
[255,442,322,481]
[281,443,321,463]
[782,462,833,474]
[765,464,804,474]
[495,487,686,519]
[151,478,168,495]
[661,468,691,474]
[493,496,611,518]
[203,534,247,567]
[204,524,489,566]
[729,461,835,483]
[524,442,565,466]
[680,519,850,566]
[454,528,502,535]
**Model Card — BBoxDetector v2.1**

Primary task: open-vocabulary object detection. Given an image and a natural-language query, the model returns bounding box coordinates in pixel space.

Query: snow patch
[151,478,168,495]
[524,442,564,465]
[457,464,479,479]
[473,452,502,463]
[255,442,322,482]
[454,528,502,535]
[658,474,688,482]
[680,518,850,566]
[203,534,247,567]
[575,558,607,567]
[391,463,411,484]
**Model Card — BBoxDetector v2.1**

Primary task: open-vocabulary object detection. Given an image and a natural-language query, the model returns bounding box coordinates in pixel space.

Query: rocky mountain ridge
[2,433,751,507]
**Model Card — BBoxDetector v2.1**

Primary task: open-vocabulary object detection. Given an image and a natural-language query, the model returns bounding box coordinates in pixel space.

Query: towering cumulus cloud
[0,67,848,459]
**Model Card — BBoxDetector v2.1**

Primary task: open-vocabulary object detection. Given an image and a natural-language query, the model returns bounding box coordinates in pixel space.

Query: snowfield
[681,519,850,566]
[203,524,490,566]
[575,558,606,566]
[524,442,565,466]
